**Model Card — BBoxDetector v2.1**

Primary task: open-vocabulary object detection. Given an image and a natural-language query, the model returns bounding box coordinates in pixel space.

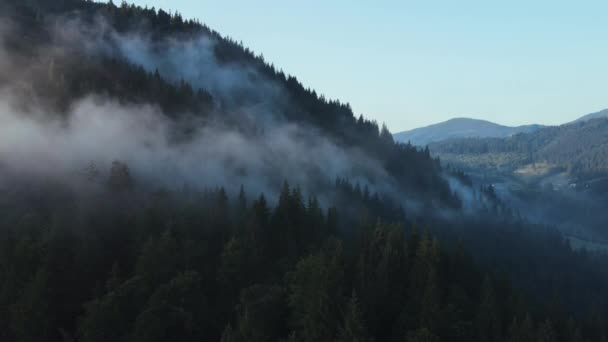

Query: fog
[2,94,396,196]
[0,14,402,204]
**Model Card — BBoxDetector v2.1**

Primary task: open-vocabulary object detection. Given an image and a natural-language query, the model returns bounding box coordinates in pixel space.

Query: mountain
[428,115,608,246]
[429,116,608,180]
[393,117,543,146]
[570,108,608,124]
[0,0,455,206]
[2,2,608,342]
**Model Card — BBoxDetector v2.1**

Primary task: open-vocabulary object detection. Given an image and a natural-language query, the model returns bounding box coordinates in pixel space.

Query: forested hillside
[428,115,608,243]
[0,0,453,205]
[394,117,543,146]
[571,108,608,124]
[2,1,608,342]
[5,177,608,342]
[431,118,608,180]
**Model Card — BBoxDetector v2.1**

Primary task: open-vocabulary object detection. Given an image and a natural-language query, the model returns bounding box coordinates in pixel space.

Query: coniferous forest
[430,117,608,179]
[1,1,608,342]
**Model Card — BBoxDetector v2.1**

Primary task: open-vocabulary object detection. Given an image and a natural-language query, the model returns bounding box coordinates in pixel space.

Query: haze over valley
[398,109,608,244]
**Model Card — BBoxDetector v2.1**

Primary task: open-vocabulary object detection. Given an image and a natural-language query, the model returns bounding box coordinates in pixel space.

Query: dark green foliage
[1,0,457,208]
[225,284,286,342]
[536,319,557,342]
[10,269,50,342]
[336,291,373,342]
[79,277,149,342]
[0,2,607,342]
[132,271,207,342]
[0,181,606,342]
[406,328,440,342]
[431,118,608,179]
[508,314,535,342]
[476,275,502,342]
[287,240,345,342]
[108,161,135,191]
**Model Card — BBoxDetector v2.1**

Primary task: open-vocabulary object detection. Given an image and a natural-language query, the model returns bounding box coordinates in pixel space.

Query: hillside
[430,117,608,180]
[0,0,455,205]
[429,116,608,245]
[393,117,543,146]
[570,108,608,124]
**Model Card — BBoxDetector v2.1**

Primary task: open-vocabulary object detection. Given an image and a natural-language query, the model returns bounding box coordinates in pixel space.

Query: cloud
[0,9,412,210]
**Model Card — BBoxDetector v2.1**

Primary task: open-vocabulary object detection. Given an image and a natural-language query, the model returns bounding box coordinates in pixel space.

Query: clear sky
[129,0,608,132]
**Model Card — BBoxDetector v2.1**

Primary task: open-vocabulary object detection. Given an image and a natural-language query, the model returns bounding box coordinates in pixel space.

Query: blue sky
[129,0,608,132]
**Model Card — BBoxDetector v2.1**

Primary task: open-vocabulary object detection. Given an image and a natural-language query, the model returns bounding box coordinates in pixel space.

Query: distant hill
[430,116,608,180]
[393,117,543,146]
[570,108,608,124]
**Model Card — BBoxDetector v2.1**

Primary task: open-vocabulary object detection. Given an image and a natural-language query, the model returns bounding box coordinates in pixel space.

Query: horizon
[127,0,608,132]
[396,109,606,132]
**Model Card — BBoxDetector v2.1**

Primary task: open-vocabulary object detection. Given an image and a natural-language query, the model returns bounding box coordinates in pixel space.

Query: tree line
[1,169,607,342]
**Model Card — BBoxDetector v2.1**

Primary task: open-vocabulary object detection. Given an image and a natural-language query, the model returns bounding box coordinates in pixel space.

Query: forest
[3,173,608,342]
[1,1,608,342]
[430,118,608,180]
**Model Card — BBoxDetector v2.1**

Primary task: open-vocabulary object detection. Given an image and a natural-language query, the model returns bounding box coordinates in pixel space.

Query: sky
[128,0,608,132]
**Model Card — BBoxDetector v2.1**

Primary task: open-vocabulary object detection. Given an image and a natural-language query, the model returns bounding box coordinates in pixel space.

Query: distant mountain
[429,115,608,180]
[393,117,543,146]
[570,108,608,124]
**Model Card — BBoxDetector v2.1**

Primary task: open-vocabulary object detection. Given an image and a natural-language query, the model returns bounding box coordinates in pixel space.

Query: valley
[401,114,608,243]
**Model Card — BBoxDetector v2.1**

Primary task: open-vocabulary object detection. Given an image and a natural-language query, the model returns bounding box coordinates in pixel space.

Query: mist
[0,90,396,199]
[0,13,403,205]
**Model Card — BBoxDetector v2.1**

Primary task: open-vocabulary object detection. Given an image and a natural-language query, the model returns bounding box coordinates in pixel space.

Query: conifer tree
[337,291,372,342]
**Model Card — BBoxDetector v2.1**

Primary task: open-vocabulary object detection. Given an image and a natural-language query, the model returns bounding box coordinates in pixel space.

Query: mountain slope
[0,0,456,206]
[2,3,608,342]
[570,108,608,124]
[393,117,543,146]
[430,116,608,180]
[428,115,608,244]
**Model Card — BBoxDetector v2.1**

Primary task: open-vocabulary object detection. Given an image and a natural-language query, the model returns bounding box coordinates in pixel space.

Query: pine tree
[236,185,248,229]
[337,291,372,342]
[132,271,207,342]
[108,160,134,191]
[287,244,344,342]
[135,230,180,285]
[217,236,251,309]
[10,269,50,342]
[476,274,501,342]
[229,284,286,342]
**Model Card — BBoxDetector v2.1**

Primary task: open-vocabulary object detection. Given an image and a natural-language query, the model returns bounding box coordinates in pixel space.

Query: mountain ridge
[570,108,608,124]
[429,115,608,180]
[395,107,608,146]
[393,117,543,146]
